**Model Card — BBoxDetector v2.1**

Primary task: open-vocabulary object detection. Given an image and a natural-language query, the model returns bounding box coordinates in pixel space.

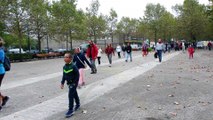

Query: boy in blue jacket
[61,53,80,118]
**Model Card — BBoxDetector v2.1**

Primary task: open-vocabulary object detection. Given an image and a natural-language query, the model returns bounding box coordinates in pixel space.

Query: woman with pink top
[73,48,92,87]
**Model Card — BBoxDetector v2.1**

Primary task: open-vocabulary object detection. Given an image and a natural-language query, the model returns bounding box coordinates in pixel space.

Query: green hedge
[148,47,153,52]
[7,53,34,61]
[6,49,75,62]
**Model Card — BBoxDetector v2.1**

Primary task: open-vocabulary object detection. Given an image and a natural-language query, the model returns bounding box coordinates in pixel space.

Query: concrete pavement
[0,50,213,120]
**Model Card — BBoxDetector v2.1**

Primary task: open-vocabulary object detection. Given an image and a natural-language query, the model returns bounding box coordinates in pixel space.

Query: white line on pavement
[0,52,180,120]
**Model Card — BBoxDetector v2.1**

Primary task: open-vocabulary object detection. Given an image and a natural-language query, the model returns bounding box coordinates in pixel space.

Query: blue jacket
[0,48,5,75]
[73,53,91,69]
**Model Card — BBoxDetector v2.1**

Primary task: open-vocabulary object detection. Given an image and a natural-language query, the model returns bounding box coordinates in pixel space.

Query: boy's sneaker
[74,104,80,111]
[2,96,10,106]
[65,110,74,118]
[0,106,2,111]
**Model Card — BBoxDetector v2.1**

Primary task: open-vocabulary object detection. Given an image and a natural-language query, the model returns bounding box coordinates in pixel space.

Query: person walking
[97,47,102,65]
[142,42,148,57]
[122,44,126,57]
[182,42,185,53]
[188,45,195,59]
[0,38,9,111]
[60,53,80,118]
[116,44,121,58]
[125,43,132,62]
[167,43,171,53]
[86,41,98,74]
[207,41,212,51]
[105,44,115,67]
[73,48,92,87]
[155,39,164,62]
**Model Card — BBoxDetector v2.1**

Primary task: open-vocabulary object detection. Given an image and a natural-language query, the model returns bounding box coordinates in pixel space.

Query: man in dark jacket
[61,53,80,118]
[125,43,132,62]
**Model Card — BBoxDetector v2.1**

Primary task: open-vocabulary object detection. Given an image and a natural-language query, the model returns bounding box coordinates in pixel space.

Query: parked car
[9,48,26,54]
[196,41,204,49]
[26,49,39,54]
[56,48,67,52]
[42,48,54,53]
[130,44,139,51]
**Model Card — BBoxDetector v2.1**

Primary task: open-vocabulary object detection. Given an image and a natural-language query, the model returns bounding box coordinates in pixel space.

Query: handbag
[77,55,87,68]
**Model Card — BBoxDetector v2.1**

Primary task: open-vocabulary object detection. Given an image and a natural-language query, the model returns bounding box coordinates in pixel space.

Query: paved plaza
[0,50,213,120]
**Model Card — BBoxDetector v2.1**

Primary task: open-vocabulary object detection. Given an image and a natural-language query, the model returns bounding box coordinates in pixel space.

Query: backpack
[3,56,11,71]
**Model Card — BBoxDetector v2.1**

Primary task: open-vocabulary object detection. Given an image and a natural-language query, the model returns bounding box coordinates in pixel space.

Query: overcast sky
[76,0,210,19]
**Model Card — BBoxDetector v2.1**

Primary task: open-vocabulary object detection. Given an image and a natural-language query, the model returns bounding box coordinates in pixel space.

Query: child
[61,53,80,118]
[188,45,194,59]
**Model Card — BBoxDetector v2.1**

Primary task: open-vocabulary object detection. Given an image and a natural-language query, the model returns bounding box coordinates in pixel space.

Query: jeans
[68,84,80,111]
[157,50,162,62]
[125,52,132,62]
[107,54,112,64]
[89,58,97,72]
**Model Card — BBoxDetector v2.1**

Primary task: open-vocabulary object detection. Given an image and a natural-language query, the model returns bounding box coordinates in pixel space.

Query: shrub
[148,47,153,52]
[7,53,33,62]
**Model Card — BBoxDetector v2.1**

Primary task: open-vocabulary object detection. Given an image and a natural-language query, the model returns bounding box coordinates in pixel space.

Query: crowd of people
[61,38,212,117]
[0,36,212,117]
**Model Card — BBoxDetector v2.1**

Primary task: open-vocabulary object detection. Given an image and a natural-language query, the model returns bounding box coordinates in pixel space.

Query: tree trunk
[154,29,157,45]
[69,30,73,50]
[191,33,196,42]
[46,35,49,53]
[18,32,23,62]
[38,34,41,52]
[94,31,97,43]
[111,33,114,45]
[66,34,68,51]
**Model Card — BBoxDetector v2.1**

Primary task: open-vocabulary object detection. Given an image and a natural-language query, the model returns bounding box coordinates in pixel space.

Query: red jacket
[105,47,114,55]
[208,42,212,47]
[86,44,98,60]
[188,47,194,54]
